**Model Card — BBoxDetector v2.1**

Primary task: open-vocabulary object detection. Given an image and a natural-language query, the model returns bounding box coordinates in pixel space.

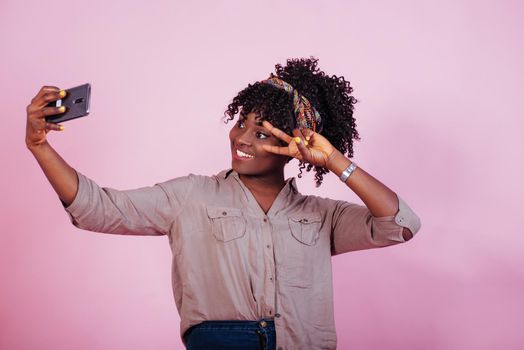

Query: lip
[232,148,255,161]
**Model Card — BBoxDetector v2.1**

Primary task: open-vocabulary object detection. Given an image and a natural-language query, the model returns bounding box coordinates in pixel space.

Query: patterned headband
[261,74,323,133]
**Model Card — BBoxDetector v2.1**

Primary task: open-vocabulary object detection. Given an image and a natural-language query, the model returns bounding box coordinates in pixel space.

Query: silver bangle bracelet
[339,162,357,182]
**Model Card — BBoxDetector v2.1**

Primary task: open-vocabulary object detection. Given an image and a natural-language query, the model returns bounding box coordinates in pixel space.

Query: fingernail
[59,90,67,98]
[304,140,309,146]
[58,125,65,131]
[294,137,301,144]
[58,106,66,113]
[306,136,311,141]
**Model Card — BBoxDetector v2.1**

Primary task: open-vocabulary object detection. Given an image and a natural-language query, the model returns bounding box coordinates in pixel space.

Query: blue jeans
[183,319,276,350]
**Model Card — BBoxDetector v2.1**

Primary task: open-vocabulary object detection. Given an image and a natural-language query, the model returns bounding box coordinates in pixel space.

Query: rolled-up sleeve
[331,194,421,255]
[61,169,194,236]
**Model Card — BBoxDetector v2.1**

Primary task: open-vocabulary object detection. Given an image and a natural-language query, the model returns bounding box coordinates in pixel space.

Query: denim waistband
[183,319,276,347]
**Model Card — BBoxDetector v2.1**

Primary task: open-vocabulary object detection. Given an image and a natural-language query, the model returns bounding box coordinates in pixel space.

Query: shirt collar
[219,168,298,194]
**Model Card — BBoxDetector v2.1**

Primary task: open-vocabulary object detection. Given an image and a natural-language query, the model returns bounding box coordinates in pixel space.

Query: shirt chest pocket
[288,213,322,246]
[280,213,323,288]
[206,206,246,242]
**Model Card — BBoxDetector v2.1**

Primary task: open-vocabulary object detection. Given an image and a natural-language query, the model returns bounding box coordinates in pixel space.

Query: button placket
[261,215,276,321]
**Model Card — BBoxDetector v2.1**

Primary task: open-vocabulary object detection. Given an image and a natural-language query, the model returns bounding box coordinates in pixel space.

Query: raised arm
[261,120,421,245]
[326,151,419,241]
[26,86,78,206]
[25,85,192,236]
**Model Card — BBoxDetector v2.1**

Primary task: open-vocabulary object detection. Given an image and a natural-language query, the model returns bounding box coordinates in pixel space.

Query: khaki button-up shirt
[63,168,421,350]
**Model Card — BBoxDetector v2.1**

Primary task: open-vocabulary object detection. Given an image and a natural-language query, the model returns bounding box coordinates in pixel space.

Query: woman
[26,57,421,350]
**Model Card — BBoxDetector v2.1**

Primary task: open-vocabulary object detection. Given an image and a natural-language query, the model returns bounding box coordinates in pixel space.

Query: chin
[231,162,255,175]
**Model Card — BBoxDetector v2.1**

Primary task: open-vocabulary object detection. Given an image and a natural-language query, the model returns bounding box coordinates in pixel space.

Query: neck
[238,170,286,195]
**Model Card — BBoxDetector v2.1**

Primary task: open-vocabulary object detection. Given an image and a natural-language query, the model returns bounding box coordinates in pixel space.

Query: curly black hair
[223,57,359,187]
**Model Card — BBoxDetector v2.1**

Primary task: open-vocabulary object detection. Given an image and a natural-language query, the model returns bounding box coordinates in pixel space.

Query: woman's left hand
[262,121,338,168]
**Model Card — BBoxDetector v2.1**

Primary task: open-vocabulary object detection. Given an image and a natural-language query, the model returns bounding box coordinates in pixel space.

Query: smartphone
[46,83,91,123]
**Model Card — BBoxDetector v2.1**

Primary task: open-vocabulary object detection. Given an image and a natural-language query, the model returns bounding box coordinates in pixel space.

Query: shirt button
[263,218,267,222]
[259,320,267,328]
[266,245,271,248]
[275,313,281,318]
[222,211,227,216]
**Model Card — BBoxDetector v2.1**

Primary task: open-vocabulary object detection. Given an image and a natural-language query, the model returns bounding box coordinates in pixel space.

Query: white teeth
[236,149,254,158]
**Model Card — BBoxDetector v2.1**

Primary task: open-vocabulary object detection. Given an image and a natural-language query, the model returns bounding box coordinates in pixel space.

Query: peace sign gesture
[261,121,337,168]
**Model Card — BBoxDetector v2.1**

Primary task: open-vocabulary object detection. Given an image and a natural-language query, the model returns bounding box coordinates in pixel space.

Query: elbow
[395,195,421,241]
[402,227,414,241]
[398,214,421,242]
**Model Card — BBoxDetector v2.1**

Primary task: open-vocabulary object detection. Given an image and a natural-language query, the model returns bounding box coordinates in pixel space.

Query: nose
[235,129,252,147]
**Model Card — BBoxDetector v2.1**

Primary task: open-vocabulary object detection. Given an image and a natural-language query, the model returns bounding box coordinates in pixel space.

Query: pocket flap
[288,213,322,246]
[288,213,322,224]
[206,206,243,219]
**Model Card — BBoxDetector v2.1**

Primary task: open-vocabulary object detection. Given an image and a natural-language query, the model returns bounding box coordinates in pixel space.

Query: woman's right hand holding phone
[25,86,67,150]
[26,85,79,206]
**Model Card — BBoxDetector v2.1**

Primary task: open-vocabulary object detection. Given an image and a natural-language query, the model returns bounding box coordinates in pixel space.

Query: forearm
[28,141,78,206]
[327,150,398,215]
[327,150,413,240]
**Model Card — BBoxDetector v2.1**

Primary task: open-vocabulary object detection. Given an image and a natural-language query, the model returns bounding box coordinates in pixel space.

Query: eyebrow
[239,115,264,127]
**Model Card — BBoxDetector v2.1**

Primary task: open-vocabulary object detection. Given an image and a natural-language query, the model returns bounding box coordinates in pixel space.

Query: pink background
[1,0,523,349]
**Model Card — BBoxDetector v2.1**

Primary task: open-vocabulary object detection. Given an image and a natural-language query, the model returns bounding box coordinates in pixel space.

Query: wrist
[326,150,352,176]
[26,140,51,154]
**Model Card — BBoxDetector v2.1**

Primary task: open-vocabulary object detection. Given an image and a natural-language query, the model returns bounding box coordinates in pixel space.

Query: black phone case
[46,83,91,123]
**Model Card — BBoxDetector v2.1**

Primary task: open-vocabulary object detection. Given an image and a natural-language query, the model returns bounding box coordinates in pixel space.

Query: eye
[256,132,269,139]
[237,120,245,128]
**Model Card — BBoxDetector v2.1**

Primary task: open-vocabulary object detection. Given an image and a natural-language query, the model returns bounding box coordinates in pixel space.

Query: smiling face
[229,111,290,177]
